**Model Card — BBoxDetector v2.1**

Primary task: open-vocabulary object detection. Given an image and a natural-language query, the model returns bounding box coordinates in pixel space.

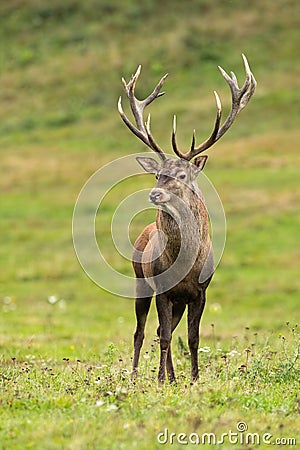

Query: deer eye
[178,173,186,180]
[155,174,159,180]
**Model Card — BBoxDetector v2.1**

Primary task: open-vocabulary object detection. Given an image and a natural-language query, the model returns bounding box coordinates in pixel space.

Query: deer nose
[149,188,170,204]
[149,189,161,203]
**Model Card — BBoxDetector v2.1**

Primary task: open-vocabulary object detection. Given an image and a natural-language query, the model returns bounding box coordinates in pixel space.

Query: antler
[118,65,168,161]
[172,54,257,161]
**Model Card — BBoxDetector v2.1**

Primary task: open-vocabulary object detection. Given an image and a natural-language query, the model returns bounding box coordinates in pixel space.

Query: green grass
[1,324,299,449]
[0,0,299,448]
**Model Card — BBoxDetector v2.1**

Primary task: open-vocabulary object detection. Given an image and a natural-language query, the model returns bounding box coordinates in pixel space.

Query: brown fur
[119,57,256,382]
[132,156,213,383]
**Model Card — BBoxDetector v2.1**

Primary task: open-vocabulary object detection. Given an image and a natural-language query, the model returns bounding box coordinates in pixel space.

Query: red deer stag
[118,55,256,383]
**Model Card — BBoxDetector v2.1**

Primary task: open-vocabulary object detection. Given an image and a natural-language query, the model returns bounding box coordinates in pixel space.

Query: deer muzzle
[149,188,171,205]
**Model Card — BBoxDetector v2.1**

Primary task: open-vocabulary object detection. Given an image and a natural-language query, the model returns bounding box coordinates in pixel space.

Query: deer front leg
[187,292,206,381]
[132,279,153,379]
[156,294,172,383]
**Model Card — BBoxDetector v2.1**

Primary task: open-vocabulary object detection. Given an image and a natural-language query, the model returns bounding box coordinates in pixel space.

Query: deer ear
[193,155,208,172]
[136,156,160,174]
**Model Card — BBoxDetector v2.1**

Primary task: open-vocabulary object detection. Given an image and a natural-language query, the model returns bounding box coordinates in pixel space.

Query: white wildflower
[48,295,58,304]
[208,303,222,313]
[95,400,105,407]
[198,346,211,353]
[107,404,118,412]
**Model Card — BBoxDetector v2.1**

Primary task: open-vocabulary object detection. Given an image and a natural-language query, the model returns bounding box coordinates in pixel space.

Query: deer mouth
[149,188,171,205]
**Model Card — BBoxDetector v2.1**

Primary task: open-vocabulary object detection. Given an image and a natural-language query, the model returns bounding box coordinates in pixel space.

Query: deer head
[118,54,256,205]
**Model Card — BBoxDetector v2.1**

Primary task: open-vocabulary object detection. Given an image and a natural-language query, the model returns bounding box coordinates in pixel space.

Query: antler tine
[118,66,168,161]
[172,91,222,160]
[121,65,141,98]
[146,114,167,161]
[118,96,151,148]
[171,54,256,161]
[190,130,196,152]
[239,54,257,109]
[171,115,183,159]
[189,90,222,157]
[215,53,256,141]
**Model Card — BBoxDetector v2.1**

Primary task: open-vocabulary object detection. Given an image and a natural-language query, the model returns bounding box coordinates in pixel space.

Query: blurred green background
[0,1,299,449]
[0,0,299,357]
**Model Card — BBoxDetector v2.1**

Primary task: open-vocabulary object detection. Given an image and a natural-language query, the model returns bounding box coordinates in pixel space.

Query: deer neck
[156,191,208,262]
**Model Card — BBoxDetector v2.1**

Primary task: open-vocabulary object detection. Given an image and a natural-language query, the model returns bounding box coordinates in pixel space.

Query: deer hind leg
[132,278,153,379]
[187,292,206,381]
[157,324,174,381]
[165,302,186,383]
[156,297,186,383]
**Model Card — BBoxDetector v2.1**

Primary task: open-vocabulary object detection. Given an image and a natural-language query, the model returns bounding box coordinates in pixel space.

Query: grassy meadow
[0,0,299,448]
